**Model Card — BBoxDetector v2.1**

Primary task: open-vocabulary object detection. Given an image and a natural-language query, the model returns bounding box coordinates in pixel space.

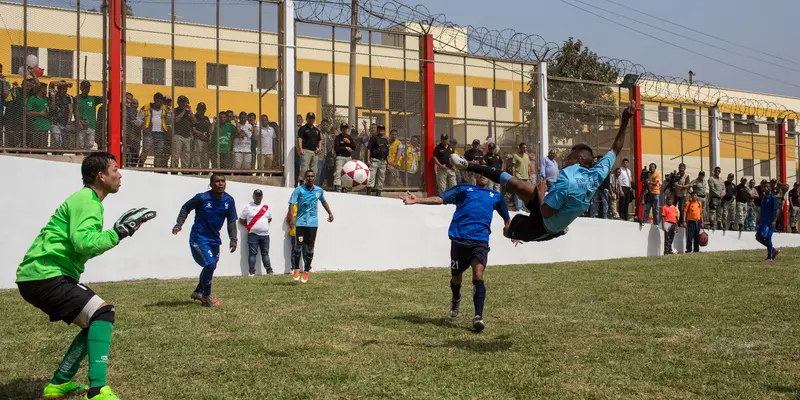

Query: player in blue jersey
[756,181,782,262]
[401,163,510,332]
[172,173,238,307]
[287,170,335,283]
[451,102,635,242]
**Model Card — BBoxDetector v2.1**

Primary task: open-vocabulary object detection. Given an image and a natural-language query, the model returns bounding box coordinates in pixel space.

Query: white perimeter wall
[2,155,800,289]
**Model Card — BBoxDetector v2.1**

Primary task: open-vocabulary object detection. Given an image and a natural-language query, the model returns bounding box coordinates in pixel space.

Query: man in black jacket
[333,123,354,192]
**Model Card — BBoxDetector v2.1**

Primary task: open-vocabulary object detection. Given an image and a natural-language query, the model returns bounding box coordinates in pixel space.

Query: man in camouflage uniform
[707,167,724,230]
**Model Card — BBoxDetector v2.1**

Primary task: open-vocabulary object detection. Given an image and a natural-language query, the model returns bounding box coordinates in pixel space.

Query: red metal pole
[631,86,643,222]
[108,0,122,161]
[422,34,436,196]
[777,120,788,230]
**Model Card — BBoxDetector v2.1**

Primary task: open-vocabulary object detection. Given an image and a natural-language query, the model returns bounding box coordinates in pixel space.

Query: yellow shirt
[648,171,662,194]
[287,204,298,237]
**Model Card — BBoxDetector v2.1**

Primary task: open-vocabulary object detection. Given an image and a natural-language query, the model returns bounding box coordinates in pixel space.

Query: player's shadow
[427,334,514,353]
[644,224,662,257]
[143,299,196,308]
[764,385,800,399]
[0,377,46,399]
[394,314,460,329]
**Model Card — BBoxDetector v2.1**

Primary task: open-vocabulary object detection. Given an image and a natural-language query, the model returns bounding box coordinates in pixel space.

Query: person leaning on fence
[135,92,170,168]
[609,168,622,219]
[170,95,195,169]
[432,134,457,194]
[332,122,354,192]
[366,124,390,197]
[297,112,321,180]
[49,80,73,149]
[684,190,704,253]
[691,171,707,220]
[481,142,504,192]
[403,135,421,185]
[74,80,103,151]
[258,114,276,172]
[387,129,405,187]
[232,112,253,170]
[734,177,751,231]
[464,139,485,185]
[239,189,273,276]
[721,173,736,230]
[191,103,211,169]
[26,82,50,149]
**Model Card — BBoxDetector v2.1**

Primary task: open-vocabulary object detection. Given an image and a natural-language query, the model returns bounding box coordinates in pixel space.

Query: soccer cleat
[201,296,221,308]
[301,271,310,283]
[450,153,469,171]
[449,298,461,318]
[472,315,485,333]
[773,248,781,260]
[84,386,119,400]
[292,269,301,281]
[190,291,203,301]
[44,381,89,398]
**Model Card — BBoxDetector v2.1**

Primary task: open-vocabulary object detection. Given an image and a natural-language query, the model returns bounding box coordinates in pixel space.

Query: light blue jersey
[542,151,615,233]
[289,185,326,227]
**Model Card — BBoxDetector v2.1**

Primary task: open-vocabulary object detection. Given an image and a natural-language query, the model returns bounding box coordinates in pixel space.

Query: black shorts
[17,276,103,325]
[450,239,489,276]
[296,226,319,247]
[506,191,566,242]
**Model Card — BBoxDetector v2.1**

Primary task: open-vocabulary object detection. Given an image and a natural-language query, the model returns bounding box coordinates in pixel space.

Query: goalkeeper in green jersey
[15,152,156,400]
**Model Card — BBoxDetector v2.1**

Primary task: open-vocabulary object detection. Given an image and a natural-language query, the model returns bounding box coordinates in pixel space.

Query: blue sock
[768,238,774,259]
[200,264,216,296]
[450,279,461,301]
[472,280,486,317]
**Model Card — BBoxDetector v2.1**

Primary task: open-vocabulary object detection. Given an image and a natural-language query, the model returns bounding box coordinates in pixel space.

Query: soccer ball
[340,160,370,191]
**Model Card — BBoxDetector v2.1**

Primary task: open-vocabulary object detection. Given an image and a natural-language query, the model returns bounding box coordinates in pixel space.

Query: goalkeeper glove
[114,207,157,240]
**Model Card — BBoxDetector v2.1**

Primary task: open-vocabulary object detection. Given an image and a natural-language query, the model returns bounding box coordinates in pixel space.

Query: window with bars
[47,49,73,78]
[492,89,507,108]
[747,115,760,133]
[658,106,669,122]
[172,60,195,88]
[767,117,776,132]
[473,88,488,107]
[361,77,385,109]
[206,63,228,86]
[743,159,755,177]
[435,84,449,114]
[761,160,771,177]
[257,68,277,90]
[389,80,421,111]
[734,113,747,133]
[435,116,454,138]
[142,58,165,85]
[309,73,328,104]
[11,45,39,75]
[672,108,683,129]
[296,71,303,95]
[722,112,732,132]
[686,109,697,130]
[390,113,422,137]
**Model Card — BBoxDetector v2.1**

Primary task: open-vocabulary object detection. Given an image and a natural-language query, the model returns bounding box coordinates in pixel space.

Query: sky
[15,0,800,98]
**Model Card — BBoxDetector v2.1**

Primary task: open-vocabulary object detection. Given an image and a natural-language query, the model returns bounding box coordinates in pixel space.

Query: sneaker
[266,270,274,275]
[773,248,782,260]
[248,272,255,277]
[84,386,119,400]
[450,153,469,171]
[44,381,88,398]
[472,315,485,333]
[450,297,461,318]
[190,291,203,302]
[292,269,301,281]
[301,271,310,283]
[201,295,221,308]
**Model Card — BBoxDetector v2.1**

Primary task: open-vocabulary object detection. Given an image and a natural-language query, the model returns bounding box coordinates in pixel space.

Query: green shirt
[16,187,120,283]
[213,122,235,153]
[75,95,103,129]
[26,95,51,132]
[512,153,531,180]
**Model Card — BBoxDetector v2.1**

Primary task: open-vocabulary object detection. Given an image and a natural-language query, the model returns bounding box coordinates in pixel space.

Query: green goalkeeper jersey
[16,187,120,283]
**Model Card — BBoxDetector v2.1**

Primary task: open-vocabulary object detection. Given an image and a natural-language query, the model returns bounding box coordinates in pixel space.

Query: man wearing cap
[366,125,390,196]
[464,139,484,185]
[433,134,457,194]
[74,81,103,150]
[482,142,503,192]
[618,158,633,221]
[239,189,273,276]
[171,95,196,169]
[135,92,170,168]
[511,143,533,211]
[540,149,559,190]
[297,112,321,182]
[691,171,707,222]
[721,172,736,230]
[333,123,354,192]
[706,167,723,229]
[192,102,212,169]
[48,80,73,149]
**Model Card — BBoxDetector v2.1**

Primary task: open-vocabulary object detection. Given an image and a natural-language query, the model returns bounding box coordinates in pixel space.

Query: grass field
[2,249,800,399]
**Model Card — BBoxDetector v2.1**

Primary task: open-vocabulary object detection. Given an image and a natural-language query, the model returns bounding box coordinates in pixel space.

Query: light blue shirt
[289,185,326,227]
[540,156,559,183]
[543,151,616,233]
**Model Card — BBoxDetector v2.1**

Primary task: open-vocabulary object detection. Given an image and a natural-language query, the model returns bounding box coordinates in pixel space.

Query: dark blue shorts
[450,238,489,276]
[756,225,775,239]
[191,242,220,268]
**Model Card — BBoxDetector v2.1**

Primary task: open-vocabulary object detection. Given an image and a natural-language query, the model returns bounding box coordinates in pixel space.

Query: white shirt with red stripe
[240,202,273,236]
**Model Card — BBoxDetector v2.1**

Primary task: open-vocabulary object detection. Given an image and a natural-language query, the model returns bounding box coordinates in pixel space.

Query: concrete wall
[2,155,800,289]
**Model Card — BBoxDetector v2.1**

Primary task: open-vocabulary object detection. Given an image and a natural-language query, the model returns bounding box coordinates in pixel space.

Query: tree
[530,38,620,148]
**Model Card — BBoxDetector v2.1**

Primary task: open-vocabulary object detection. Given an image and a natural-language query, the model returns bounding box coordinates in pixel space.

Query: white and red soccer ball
[340,160,369,191]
